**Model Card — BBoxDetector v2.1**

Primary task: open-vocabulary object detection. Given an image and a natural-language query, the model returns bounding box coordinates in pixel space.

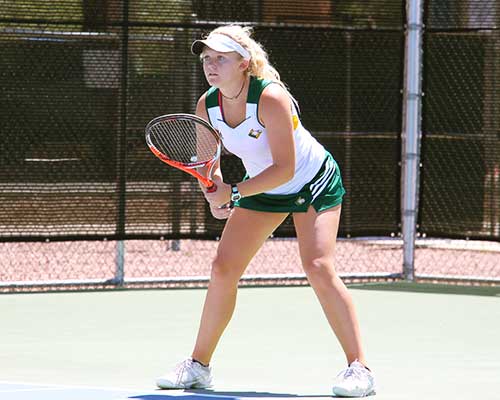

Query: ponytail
[208,25,299,108]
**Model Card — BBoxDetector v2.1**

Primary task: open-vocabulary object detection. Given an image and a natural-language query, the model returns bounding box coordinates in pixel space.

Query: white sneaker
[332,360,376,397]
[156,358,213,389]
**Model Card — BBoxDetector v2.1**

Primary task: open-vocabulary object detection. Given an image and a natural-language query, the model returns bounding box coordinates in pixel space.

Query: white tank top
[205,77,325,195]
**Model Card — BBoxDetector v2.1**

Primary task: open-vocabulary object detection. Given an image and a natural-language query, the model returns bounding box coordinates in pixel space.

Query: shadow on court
[131,391,332,399]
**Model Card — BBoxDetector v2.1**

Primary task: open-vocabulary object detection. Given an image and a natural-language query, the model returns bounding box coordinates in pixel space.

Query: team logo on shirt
[248,128,263,139]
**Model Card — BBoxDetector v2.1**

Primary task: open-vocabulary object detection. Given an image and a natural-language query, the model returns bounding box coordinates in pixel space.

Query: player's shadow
[129,389,331,399]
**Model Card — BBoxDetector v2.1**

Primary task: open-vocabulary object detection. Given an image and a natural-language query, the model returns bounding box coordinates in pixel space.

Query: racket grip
[207,183,217,193]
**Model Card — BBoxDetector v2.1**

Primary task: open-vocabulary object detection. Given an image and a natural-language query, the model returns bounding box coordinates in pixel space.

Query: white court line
[0,387,69,393]
[0,380,153,394]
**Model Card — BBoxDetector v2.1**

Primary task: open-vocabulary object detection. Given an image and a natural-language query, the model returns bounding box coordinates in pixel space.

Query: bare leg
[293,205,367,366]
[192,208,288,365]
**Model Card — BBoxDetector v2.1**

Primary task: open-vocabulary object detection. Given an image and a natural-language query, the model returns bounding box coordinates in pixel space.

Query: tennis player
[156,25,376,397]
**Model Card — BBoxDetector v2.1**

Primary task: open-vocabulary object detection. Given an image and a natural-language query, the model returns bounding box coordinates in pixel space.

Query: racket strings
[149,119,218,164]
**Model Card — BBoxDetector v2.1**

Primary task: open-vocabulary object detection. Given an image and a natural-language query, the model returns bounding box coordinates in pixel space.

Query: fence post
[114,0,129,285]
[401,0,425,281]
[115,240,125,285]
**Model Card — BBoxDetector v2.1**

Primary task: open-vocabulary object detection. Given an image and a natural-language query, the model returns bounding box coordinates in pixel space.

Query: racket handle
[207,182,217,193]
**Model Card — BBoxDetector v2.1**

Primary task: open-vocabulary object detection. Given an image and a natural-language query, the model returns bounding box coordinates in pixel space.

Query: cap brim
[191,38,236,56]
[191,34,251,60]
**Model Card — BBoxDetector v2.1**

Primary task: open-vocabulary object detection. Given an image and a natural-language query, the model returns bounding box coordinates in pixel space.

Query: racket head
[145,113,222,189]
[145,113,221,167]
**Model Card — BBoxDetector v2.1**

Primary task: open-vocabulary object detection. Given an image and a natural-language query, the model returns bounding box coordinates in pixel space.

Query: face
[200,48,247,87]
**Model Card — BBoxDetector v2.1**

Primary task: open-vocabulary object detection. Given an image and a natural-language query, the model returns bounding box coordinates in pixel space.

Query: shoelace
[341,365,367,381]
[174,359,192,382]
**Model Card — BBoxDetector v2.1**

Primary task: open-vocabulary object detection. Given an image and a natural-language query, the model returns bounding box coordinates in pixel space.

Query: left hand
[204,181,231,208]
[209,203,233,220]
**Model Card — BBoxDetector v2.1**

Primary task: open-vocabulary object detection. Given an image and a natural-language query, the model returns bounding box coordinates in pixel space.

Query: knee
[302,257,337,281]
[210,255,240,284]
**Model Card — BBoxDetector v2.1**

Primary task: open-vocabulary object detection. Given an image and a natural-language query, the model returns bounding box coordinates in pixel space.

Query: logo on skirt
[295,197,306,206]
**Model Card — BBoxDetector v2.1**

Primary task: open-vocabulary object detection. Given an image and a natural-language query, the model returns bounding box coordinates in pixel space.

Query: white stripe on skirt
[310,158,336,202]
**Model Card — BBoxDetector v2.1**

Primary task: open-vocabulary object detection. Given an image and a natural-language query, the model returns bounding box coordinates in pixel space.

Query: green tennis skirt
[235,151,345,213]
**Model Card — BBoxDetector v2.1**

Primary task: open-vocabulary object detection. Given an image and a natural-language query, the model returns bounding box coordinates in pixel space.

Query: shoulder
[260,83,292,113]
[248,77,280,102]
[257,83,293,128]
[261,82,289,101]
[195,92,210,121]
[196,86,219,108]
[196,92,207,110]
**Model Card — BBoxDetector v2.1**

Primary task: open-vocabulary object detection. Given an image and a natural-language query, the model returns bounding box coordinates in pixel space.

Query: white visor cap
[191,33,250,60]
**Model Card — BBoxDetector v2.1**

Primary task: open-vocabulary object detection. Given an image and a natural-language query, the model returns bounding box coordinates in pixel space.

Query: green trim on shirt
[205,86,219,109]
[247,76,273,104]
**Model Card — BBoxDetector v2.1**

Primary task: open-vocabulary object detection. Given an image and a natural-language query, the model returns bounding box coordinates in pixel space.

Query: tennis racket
[145,113,222,192]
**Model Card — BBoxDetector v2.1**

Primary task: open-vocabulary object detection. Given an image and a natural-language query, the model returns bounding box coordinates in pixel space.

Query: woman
[156,25,376,398]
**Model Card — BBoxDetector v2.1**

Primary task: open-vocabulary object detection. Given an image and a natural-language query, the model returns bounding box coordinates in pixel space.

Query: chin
[206,76,222,88]
[206,75,220,86]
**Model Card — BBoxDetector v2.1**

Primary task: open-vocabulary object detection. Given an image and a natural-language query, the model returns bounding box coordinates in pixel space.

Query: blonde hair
[206,25,298,107]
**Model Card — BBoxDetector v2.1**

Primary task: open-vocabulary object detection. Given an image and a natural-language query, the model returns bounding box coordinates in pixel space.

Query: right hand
[210,203,232,220]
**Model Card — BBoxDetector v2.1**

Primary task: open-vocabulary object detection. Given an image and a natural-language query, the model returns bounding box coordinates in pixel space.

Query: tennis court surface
[1,283,499,400]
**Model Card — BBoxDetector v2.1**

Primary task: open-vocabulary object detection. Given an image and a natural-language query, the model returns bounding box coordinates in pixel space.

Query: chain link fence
[0,0,498,292]
[417,0,500,282]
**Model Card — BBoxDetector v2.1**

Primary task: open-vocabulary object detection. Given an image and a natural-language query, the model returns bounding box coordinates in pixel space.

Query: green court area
[1,283,499,400]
